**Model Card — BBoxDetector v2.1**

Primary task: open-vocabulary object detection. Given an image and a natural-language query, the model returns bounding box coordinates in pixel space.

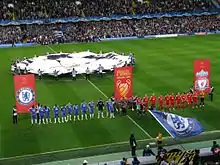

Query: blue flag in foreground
[149,110,204,138]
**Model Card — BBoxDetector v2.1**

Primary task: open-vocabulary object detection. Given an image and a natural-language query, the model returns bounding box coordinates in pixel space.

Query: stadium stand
[0,0,216,20]
[0,15,220,45]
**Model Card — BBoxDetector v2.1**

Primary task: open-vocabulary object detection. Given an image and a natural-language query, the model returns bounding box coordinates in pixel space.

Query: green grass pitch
[0,35,219,159]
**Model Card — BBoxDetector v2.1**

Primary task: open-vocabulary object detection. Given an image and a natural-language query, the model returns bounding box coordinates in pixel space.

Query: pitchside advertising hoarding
[14,74,36,113]
[114,66,133,100]
[194,60,210,93]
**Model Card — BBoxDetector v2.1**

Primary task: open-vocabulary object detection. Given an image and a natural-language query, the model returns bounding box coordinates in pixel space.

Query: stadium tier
[0,15,220,45]
[0,0,215,20]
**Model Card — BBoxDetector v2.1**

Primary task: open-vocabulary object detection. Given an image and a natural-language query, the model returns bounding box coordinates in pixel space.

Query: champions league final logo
[162,112,194,137]
[16,87,35,105]
[195,70,209,91]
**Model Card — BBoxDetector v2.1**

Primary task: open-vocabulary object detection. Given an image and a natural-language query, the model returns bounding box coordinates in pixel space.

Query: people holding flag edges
[38,69,43,80]
[72,68,77,81]
[209,85,214,102]
[97,64,104,78]
[85,67,90,80]
[53,69,59,80]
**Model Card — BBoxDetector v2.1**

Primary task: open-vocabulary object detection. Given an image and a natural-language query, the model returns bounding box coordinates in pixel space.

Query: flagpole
[149,110,185,150]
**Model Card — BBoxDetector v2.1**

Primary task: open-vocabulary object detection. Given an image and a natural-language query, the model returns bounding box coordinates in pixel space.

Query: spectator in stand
[192,149,200,165]
[132,156,140,165]
[120,157,129,165]
[143,144,155,156]
[211,141,220,155]
[0,0,215,20]
[169,157,177,165]
[183,153,190,165]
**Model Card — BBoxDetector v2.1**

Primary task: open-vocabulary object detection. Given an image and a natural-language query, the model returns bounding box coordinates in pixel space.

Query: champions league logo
[162,113,194,137]
[195,70,209,91]
[16,87,35,105]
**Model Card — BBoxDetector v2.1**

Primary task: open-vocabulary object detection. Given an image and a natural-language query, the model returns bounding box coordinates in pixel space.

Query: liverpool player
[175,92,182,109]
[192,91,198,109]
[187,92,193,108]
[158,94,164,110]
[181,92,187,109]
[150,93,157,110]
[142,94,149,111]
[165,93,170,111]
[169,93,175,110]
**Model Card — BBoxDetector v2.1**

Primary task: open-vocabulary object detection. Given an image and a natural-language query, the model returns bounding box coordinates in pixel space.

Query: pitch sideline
[46,45,153,139]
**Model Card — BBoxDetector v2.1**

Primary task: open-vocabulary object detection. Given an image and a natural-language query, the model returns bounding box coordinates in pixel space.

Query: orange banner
[114,66,132,100]
[194,60,210,93]
[14,74,36,113]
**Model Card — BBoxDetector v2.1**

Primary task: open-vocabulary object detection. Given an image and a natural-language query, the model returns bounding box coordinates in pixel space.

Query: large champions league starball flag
[114,66,133,100]
[13,74,36,113]
[194,60,210,93]
[149,110,204,138]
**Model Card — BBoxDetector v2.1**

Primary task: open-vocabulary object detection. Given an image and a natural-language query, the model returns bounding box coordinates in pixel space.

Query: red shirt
[165,95,170,104]
[187,93,192,102]
[193,93,198,102]
[143,96,148,104]
[158,96,163,104]
[176,95,181,104]
[170,95,175,104]
[150,96,156,105]
[181,94,186,102]
[136,97,141,104]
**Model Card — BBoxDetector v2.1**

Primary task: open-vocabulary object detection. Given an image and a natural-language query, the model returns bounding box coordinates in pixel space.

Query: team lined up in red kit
[135,92,199,110]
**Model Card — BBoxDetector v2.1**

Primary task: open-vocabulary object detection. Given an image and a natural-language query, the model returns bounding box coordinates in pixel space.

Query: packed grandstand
[1,0,220,165]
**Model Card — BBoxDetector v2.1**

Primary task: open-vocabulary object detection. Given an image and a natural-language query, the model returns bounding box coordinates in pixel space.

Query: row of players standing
[29,99,115,125]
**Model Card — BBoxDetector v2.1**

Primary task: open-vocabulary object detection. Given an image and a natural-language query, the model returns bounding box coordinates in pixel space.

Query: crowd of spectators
[0,15,219,45]
[0,0,215,20]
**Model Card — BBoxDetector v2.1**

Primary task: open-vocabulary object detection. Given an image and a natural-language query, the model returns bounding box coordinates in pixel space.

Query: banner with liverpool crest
[194,60,210,93]
[114,66,133,100]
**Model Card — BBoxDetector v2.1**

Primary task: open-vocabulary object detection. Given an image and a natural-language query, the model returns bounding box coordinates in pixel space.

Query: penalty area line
[45,45,153,139]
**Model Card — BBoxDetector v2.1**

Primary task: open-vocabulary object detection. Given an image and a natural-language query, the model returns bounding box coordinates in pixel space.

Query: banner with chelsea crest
[194,60,210,93]
[149,110,204,138]
[114,66,133,100]
[14,74,36,113]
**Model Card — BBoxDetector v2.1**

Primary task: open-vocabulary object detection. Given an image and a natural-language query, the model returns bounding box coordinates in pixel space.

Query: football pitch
[0,35,220,163]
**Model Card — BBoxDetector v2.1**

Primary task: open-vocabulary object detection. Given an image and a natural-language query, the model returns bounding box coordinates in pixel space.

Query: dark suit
[130,135,137,156]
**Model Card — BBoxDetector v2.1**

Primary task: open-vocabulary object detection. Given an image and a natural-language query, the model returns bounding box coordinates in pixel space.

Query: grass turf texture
[0,35,220,161]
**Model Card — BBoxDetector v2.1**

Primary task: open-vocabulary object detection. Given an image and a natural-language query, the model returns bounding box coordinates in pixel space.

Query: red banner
[194,60,210,93]
[114,66,133,100]
[14,74,36,113]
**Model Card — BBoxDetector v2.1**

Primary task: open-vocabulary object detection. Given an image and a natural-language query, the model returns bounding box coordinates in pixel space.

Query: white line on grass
[45,45,153,138]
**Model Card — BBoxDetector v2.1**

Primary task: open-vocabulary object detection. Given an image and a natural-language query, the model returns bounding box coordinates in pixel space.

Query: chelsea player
[53,104,60,123]
[73,103,80,121]
[81,100,88,120]
[66,103,73,121]
[61,105,67,123]
[107,99,115,119]
[30,105,37,124]
[39,105,45,124]
[44,105,51,124]
[88,100,95,119]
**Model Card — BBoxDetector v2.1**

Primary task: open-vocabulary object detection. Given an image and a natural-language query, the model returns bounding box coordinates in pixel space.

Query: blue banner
[0,11,219,25]
[149,110,204,138]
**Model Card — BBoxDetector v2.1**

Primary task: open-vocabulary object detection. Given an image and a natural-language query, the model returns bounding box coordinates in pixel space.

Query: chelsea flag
[149,110,204,138]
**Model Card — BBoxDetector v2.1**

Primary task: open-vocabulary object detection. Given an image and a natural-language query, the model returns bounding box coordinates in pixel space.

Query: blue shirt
[107,101,114,112]
[81,103,88,113]
[53,106,59,115]
[89,101,95,113]
[30,107,36,116]
[39,107,45,116]
[73,104,79,115]
[61,106,66,115]
[45,106,50,117]
[67,104,73,114]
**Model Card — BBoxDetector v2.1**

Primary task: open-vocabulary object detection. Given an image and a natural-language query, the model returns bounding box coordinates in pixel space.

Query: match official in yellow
[199,91,205,107]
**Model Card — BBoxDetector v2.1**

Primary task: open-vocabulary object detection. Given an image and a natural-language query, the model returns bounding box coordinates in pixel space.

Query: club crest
[165,113,194,137]
[16,87,35,105]
[195,70,209,91]
[117,79,131,98]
